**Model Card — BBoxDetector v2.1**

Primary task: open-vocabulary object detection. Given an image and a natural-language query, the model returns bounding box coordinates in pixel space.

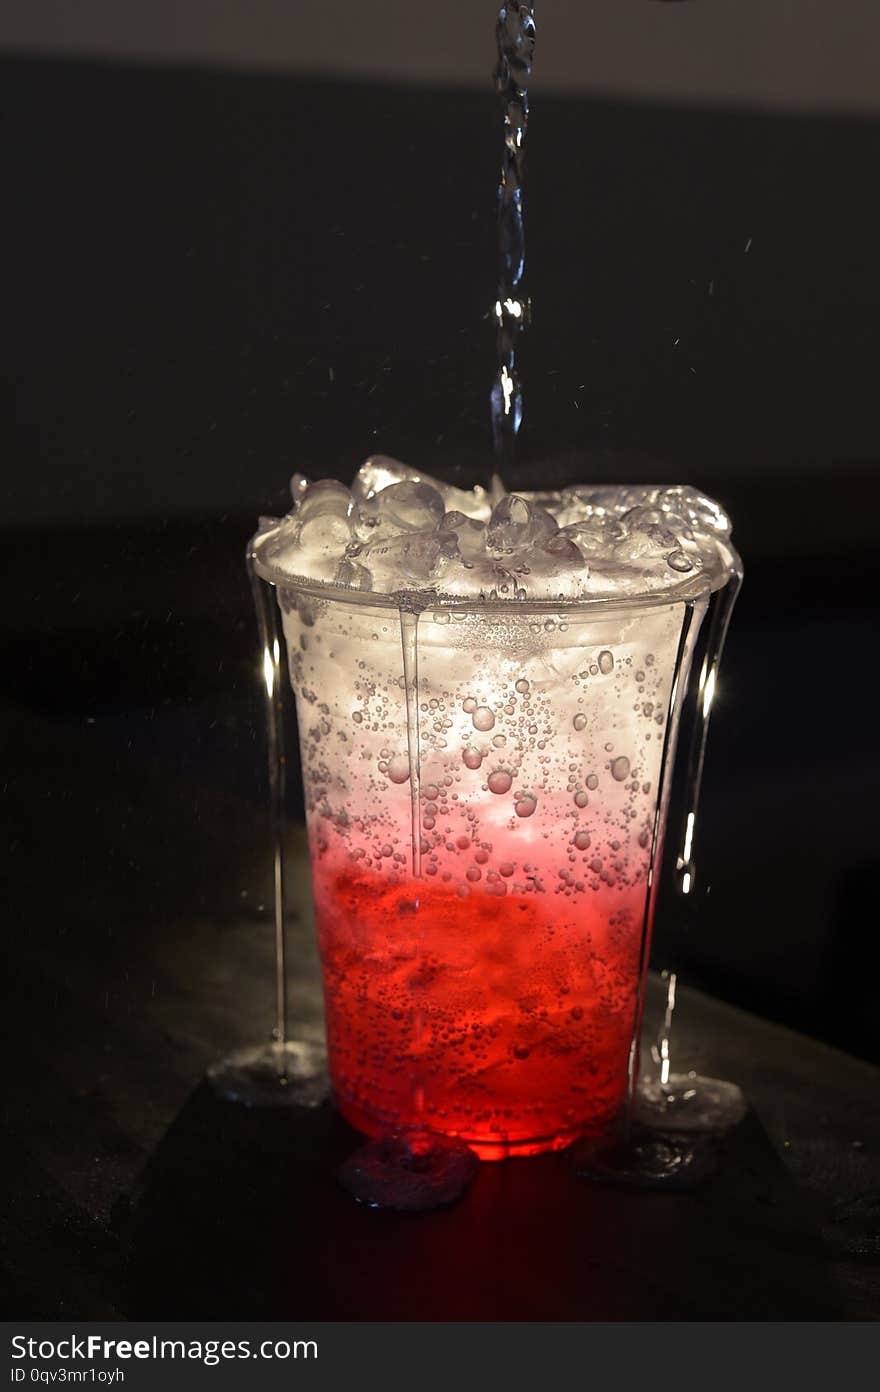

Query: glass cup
[251,533,734,1160]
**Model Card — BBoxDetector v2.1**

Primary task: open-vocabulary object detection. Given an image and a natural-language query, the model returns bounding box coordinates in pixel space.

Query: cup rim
[249,528,741,618]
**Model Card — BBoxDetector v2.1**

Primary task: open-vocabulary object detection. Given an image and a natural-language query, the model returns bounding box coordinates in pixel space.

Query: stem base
[635,1072,747,1134]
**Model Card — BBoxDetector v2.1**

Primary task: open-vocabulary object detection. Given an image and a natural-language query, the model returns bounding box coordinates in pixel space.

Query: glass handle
[248,558,289,1068]
[674,568,743,898]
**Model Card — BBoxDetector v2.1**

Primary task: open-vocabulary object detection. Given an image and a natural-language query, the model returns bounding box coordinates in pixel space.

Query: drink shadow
[124,1084,843,1320]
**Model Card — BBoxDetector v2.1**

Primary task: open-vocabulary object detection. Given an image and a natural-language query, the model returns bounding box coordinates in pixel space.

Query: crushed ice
[257,455,734,601]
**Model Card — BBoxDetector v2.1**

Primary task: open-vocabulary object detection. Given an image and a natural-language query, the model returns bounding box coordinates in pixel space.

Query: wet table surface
[3,707,879,1320]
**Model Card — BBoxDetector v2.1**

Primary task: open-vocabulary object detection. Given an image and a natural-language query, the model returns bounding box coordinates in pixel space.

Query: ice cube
[612,518,678,565]
[352,455,491,519]
[430,479,491,521]
[436,556,519,600]
[352,507,400,547]
[371,479,445,532]
[645,523,678,549]
[543,533,588,568]
[352,455,421,501]
[297,511,354,559]
[558,518,625,556]
[439,510,489,560]
[363,529,454,588]
[583,560,651,595]
[560,485,629,521]
[263,540,303,576]
[290,473,310,506]
[486,494,558,554]
[512,534,588,598]
[336,558,373,590]
[518,489,566,511]
[298,478,357,520]
[261,520,339,583]
[660,486,731,535]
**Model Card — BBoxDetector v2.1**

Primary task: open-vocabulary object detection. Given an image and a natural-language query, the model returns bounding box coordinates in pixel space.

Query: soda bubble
[462,747,484,770]
[586,774,599,790]
[515,678,530,694]
[611,756,631,782]
[499,862,515,877]
[387,754,411,784]
[488,769,513,795]
[573,790,589,809]
[472,706,496,732]
[667,549,695,573]
[573,830,591,850]
[573,713,587,731]
[514,793,537,818]
[462,697,477,713]
[598,651,614,675]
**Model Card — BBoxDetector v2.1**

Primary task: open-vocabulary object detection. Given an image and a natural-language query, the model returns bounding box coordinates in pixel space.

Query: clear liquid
[491,3,536,476]
[279,590,702,1157]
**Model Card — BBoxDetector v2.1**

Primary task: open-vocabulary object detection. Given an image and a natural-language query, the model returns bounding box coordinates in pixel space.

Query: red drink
[314,853,643,1159]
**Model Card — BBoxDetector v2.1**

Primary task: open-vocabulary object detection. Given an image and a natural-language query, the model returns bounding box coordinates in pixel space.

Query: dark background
[2,16,879,1076]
